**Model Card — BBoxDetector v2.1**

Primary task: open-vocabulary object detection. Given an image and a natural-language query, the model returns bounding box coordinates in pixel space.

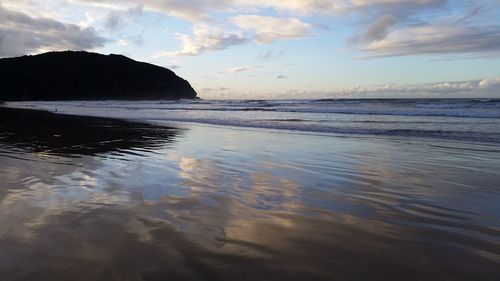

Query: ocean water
[1,101,500,280]
[6,98,500,143]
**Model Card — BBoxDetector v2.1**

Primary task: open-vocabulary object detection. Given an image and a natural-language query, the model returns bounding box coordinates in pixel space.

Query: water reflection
[0,107,180,156]
[0,110,500,280]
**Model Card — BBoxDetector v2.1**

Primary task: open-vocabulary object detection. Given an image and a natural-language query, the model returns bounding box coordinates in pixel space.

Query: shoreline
[0,101,500,145]
[3,104,500,147]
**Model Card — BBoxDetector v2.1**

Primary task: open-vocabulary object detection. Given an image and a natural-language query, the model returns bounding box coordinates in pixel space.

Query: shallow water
[1,108,500,281]
[7,98,500,143]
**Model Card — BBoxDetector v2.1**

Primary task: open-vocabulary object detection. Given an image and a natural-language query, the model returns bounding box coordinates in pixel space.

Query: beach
[1,106,499,280]
[2,0,500,279]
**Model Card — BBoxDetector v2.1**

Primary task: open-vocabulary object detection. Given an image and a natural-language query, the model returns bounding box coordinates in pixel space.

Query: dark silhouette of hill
[0,51,197,101]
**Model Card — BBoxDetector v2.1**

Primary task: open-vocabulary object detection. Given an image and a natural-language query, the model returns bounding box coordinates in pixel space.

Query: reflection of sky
[1,122,500,278]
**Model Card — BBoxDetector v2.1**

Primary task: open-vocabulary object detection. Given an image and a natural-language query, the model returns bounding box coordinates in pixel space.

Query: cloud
[231,15,312,44]
[104,5,145,45]
[326,78,500,98]
[347,0,500,57]
[2,0,500,60]
[105,5,143,31]
[225,77,500,99]
[132,0,222,22]
[0,4,107,58]
[157,25,248,57]
[221,65,262,73]
[351,14,397,44]
[199,86,232,98]
[72,0,446,22]
[360,24,500,57]
[478,77,500,90]
[91,1,500,58]
[256,49,284,62]
[232,0,346,14]
[66,0,232,22]
[161,15,313,57]
[167,64,180,70]
[200,87,231,92]
[73,0,344,21]
[350,0,446,9]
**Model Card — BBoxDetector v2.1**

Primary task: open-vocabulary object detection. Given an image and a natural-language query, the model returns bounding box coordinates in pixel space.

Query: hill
[0,51,197,100]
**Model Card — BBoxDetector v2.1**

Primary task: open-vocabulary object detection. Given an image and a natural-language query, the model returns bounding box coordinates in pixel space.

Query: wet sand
[1,107,499,281]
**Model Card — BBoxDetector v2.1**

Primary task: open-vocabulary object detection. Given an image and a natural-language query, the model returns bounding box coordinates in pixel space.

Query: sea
[6,98,500,143]
[1,99,500,281]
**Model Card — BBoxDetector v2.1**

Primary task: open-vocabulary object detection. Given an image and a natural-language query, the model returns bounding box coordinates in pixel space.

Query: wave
[4,99,500,143]
[146,118,500,143]
[16,99,500,118]
[281,108,500,118]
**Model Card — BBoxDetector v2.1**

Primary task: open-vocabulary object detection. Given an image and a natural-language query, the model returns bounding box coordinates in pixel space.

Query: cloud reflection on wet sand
[0,108,500,280]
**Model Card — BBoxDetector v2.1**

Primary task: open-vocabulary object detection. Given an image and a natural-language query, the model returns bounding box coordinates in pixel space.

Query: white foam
[4,99,500,143]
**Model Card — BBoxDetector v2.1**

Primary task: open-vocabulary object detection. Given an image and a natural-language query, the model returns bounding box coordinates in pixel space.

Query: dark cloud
[360,25,500,57]
[362,14,397,43]
[0,4,107,58]
[350,0,500,57]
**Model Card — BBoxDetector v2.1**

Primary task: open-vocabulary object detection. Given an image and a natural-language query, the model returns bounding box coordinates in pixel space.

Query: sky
[1,0,500,99]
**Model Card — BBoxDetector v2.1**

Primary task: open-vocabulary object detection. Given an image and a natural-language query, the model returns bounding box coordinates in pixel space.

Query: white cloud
[221,65,262,73]
[116,39,129,46]
[231,15,312,44]
[234,0,346,14]
[350,0,445,8]
[144,0,231,22]
[161,15,313,57]
[156,25,248,57]
[221,77,499,99]
[478,78,500,89]
[328,78,500,98]
[65,0,232,22]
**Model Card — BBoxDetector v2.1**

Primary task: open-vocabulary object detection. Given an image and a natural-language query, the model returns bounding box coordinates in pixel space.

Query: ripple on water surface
[0,107,499,281]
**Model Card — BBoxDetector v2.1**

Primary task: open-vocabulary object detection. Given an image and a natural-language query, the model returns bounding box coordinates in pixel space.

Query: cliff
[0,51,197,101]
